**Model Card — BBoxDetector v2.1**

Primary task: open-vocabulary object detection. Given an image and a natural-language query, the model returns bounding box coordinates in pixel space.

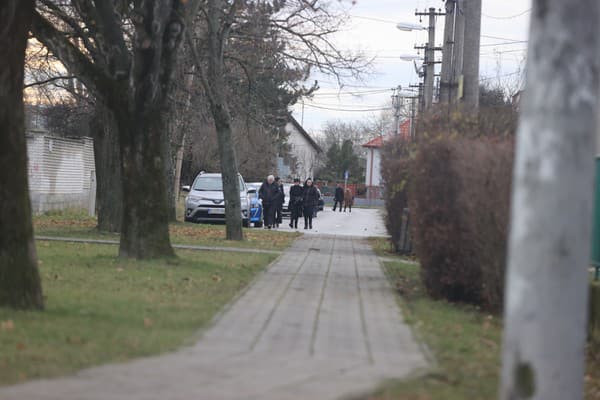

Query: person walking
[343,188,354,213]
[259,175,278,229]
[288,178,303,229]
[333,183,344,212]
[302,178,319,230]
[274,177,285,228]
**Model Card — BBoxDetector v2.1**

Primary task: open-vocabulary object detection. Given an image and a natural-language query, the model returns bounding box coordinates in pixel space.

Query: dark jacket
[334,186,344,201]
[259,181,279,205]
[302,184,320,208]
[289,185,304,207]
[275,183,285,206]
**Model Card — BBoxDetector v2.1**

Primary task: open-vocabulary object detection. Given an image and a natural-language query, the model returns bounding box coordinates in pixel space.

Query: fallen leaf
[66,336,83,345]
[16,342,26,350]
[1,320,14,331]
[212,275,222,283]
[143,318,154,328]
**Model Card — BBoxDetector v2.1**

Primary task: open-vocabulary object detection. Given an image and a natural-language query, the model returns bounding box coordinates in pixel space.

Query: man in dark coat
[259,175,279,229]
[333,182,344,212]
[274,176,285,228]
[288,178,303,229]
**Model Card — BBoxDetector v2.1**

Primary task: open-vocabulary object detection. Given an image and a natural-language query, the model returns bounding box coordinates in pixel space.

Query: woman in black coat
[288,178,303,229]
[302,178,319,230]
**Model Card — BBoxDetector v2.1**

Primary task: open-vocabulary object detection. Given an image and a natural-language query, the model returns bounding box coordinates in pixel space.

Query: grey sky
[293,0,532,135]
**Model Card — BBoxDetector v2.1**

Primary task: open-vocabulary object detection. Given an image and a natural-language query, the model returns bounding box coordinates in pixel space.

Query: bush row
[381,107,516,311]
[410,136,514,310]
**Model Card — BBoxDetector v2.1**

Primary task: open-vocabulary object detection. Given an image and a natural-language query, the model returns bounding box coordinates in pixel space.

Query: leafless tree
[0,0,44,309]
[32,0,200,258]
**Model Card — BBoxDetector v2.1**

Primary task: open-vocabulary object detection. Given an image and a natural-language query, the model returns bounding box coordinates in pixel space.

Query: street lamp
[396,22,426,32]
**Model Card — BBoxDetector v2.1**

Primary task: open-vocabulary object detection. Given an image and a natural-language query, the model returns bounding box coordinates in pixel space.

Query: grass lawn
[0,241,276,386]
[33,209,299,251]
[366,260,502,400]
[364,239,600,399]
[367,236,416,263]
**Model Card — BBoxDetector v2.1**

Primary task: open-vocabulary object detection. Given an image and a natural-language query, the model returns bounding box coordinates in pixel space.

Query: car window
[193,175,246,192]
[193,176,222,191]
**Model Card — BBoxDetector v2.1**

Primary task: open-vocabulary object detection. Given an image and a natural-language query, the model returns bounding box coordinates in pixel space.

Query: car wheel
[243,219,249,228]
[254,220,263,228]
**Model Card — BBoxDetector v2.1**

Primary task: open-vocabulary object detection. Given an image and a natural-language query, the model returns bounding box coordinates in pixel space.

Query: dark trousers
[275,204,283,225]
[344,203,352,212]
[303,206,314,228]
[333,200,343,211]
[264,202,276,227]
[290,204,302,228]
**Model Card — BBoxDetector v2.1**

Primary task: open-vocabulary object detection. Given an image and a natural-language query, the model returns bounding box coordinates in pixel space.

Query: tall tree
[189,0,246,240]
[500,1,599,398]
[187,0,367,240]
[32,1,200,258]
[0,0,44,309]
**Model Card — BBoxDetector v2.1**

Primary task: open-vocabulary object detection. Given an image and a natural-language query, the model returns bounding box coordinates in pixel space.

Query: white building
[362,120,411,189]
[26,131,96,214]
[362,135,384,187]
[282,117,322,180]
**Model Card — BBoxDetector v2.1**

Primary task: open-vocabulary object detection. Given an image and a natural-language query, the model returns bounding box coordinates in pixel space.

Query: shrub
[380,136,414,253]
[410,136,514,311]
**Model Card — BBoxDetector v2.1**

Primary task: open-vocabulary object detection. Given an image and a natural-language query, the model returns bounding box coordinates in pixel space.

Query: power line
[349,15,397,25]
[480,70,522,82]
[310,88,392,97]
[480,40,528,47]
[483,9,531,20]
[481,34,526,42]
[302,103,392,112]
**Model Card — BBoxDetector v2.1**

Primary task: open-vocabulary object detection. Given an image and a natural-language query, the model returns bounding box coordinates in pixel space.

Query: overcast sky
[293,0,532,135]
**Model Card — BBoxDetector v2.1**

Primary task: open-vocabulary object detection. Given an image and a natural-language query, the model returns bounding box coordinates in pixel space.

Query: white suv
[184,172,250,227]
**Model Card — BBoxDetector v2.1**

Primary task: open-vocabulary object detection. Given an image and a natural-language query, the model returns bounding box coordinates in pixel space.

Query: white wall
[365,148,382,187]
[284,122,319,181]
[27,133,95,214]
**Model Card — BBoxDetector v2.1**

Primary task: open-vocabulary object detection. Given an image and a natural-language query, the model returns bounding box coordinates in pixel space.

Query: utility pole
[500,1,599,399]
[439,0,455,104]
[415,8,444,110]
[410,96,417,140]
[391,85,403,135]
[461,0,481,109]
[449,0,464,102]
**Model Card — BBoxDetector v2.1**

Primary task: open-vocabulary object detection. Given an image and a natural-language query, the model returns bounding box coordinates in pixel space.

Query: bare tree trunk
[0,0,44,310]
[500,1,599,399]
[115,0,186,258]
[200,0,244,241]
[116,107,175,258]
[163,115,178,222]
[212,101,244,240]
[91,103,122,232]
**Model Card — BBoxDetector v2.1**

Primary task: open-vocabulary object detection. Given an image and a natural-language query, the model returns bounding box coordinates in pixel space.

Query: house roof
[288,116,323,153]
[362,136,385,148]
[362,120,412,148]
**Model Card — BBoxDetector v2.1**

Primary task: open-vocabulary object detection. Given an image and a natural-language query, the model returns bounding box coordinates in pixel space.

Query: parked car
[184,172,250,227]
[246,185,263,228]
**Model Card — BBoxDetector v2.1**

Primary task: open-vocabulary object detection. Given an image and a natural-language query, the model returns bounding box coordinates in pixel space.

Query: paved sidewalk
[278,208,389,237]
[1,235,426,400]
